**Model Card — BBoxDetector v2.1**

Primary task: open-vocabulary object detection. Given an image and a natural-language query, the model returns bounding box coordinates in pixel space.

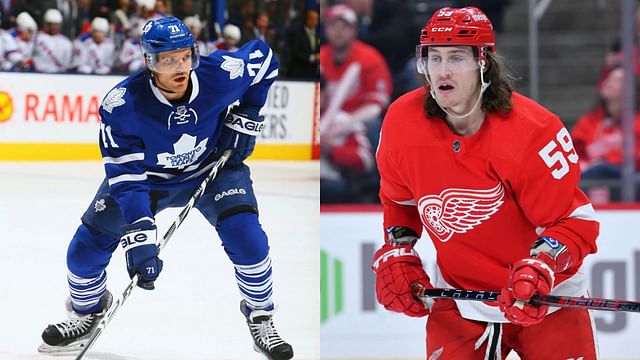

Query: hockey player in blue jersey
[37,17,293,360]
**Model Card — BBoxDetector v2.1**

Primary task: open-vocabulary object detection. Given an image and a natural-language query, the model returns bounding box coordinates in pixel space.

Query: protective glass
[416,45,479,76]
[146,45,200,74]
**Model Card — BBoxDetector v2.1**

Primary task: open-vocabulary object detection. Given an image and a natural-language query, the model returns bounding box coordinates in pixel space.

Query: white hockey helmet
[138,0,156,11]
[183,15,202,32]
[16,12,37,32]
[91,17,109,33]
[223,24,241,42]
[44,9,63,24]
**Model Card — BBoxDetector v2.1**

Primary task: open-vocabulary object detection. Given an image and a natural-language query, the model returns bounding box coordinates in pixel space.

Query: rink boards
[320,205,640,359]
[0,72,320,161]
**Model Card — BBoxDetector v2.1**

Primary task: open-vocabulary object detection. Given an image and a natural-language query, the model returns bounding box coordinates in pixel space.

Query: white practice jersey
[117,38,144,73]
[196,40,217,57]
[71,33,115,74]
[33,31,72,73]
[12,31,35,62]
[0,29,21,70]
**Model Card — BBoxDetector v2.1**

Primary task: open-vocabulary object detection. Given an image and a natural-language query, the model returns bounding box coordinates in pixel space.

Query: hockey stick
[75,149,233,360]
[412,284,640,313]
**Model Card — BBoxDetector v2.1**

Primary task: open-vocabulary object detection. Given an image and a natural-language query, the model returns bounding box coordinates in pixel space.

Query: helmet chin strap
[426,61,491,120]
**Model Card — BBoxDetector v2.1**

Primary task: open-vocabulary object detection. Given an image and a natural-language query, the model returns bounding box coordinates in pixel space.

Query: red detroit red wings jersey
[320,40,392,112]
[377,88,599,322]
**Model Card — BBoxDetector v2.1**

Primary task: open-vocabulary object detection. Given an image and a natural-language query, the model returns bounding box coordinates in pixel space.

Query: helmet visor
[146,45,200,74]
[416,45,479,76]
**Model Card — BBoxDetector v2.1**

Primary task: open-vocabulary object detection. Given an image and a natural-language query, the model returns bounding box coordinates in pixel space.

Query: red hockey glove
[498,237,573,326]
[372,244,432,317]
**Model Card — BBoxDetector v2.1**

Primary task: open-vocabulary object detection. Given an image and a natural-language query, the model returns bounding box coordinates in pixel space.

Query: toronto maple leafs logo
[221,55,244,79]
[157,134,208,169]
[101,87,126,114]
[142,22,152,35]
[417,183,505,242]
[94,199,106,212]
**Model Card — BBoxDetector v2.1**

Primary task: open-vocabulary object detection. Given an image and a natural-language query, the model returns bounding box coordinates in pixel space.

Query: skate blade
[252,343,270,359]
[37,341,85,356]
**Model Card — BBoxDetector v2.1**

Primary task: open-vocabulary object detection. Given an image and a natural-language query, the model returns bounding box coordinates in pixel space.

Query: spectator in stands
[71,17,115,74]
[597,5,640,87]
[215,24,242,52]
[130,0,167,39]
[183,15,215,56]
[241,11,275,47]
[111,0,134,49]
[74,0,93,38]
[0,2,17,30]
[11,11,38,71]
[172,0,196,20]
[33,9,72,73]
[571,67,640,181]
[117,21,144,73]
[286,9,319,79]
[320,4,392,203]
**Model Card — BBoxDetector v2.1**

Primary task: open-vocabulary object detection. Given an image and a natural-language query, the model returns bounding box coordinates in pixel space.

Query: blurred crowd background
[2,0,639,205]
[0,0,319,78]
[320,0,640,204]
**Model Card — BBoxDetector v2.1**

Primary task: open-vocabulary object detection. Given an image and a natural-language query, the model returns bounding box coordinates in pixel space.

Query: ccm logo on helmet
[431,27,453,32]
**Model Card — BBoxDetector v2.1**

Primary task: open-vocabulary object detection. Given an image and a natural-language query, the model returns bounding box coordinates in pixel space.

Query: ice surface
[0,160,319,360]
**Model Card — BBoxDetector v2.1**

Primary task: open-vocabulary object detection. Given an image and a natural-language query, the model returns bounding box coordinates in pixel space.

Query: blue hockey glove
[216,105,265,165]
[120,219,163,290]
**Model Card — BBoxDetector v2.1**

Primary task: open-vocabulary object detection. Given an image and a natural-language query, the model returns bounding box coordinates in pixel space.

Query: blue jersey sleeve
[98,86,153,225]
[211,39,279,109]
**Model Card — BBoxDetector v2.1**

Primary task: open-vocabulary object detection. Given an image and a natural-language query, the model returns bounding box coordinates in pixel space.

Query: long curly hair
[422,50,516,119]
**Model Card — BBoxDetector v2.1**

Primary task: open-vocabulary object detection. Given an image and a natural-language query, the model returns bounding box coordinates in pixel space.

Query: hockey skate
[241,300,294,360]
[37,290,113,355]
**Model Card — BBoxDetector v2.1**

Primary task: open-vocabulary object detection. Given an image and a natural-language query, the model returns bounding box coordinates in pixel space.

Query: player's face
[153,48,192,93]
[45,22,61,35]
[426,46,481,113]
[92,30,105,44]
[325,19,356,50]
[600,67,624,103]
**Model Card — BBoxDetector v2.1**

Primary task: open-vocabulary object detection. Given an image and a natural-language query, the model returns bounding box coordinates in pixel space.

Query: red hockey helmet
[418,7,495,61]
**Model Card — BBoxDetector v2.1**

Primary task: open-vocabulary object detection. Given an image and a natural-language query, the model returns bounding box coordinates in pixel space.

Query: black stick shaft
[414,286,640,313]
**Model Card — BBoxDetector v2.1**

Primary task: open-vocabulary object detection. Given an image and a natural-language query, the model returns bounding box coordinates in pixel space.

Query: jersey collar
[149,70,200,106]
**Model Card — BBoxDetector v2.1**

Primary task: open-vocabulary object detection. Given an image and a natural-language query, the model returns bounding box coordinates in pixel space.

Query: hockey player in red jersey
[372,7,600,359]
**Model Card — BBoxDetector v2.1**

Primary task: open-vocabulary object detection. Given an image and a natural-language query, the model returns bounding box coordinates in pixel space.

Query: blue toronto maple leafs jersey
[98,40,278,224]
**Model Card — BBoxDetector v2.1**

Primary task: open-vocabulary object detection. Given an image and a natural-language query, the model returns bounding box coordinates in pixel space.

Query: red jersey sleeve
[510,113,599,272]
[377,103,423,237]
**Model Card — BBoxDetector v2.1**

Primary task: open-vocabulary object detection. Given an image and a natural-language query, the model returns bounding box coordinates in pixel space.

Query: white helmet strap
[425,60,491,120]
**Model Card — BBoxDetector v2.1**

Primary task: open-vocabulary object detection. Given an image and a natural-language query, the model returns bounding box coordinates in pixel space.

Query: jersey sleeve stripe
[145,171,175,180]
[568,203,597,222]
[250,48,273,86]
[102,153,145,165]
[393,199,416,206]
[108,173,148,186]
[265,69,278,80]
[132,216,154,224]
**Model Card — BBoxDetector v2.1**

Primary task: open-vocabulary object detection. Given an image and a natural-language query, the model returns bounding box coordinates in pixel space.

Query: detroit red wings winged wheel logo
[417,183,505,242]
